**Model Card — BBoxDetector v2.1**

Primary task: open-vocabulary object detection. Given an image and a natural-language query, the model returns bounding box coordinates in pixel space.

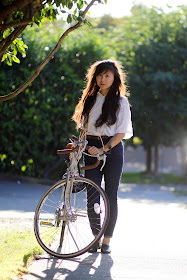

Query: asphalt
[0,180,187,280]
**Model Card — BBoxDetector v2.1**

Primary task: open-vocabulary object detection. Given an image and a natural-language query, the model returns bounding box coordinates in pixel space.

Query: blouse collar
[98,90,106,98]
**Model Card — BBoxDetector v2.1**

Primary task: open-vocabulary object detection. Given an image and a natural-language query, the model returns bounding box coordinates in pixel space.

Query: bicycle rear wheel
[34,177,109,258]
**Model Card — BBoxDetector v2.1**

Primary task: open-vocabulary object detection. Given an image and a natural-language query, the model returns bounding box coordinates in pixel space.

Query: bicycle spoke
[34,177,109,258]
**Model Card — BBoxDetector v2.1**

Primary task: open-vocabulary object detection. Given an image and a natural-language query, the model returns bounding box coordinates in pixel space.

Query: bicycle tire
[34,177,109,258]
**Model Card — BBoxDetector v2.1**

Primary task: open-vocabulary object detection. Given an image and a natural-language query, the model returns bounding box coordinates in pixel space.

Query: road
[0,180,187,280]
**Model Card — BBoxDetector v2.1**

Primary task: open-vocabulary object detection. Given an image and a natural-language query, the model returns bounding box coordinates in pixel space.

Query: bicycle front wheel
[34,177,109,258]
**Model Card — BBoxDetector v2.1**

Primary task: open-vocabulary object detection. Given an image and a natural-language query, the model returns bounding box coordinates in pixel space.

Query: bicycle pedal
[40,221,54,227]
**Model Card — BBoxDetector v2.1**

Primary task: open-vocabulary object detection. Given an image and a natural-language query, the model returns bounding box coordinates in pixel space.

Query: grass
[0,227,44,280]
[173,189,187,197]
[121,172,187,185]
[0,172,186,280]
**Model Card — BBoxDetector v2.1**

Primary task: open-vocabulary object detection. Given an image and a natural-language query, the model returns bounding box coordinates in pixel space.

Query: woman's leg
[85,152,103,236]
[103,141,124,240]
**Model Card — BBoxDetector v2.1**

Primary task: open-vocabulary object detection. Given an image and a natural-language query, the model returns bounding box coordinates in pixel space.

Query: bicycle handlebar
[57,135,102,170]
[57,135,79,154]
[57,146,79,155]
[80,159,100,170]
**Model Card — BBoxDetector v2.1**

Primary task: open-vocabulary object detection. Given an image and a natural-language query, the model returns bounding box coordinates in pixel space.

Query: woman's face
[96,70,114,94]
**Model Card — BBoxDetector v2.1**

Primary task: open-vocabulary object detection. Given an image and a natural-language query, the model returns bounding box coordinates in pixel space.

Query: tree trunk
[180,139,187,178]
[146,146,152,173]
[154,138,158,174]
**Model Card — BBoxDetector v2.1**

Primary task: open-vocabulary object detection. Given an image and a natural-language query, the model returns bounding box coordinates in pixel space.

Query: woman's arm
[88,133,125,155]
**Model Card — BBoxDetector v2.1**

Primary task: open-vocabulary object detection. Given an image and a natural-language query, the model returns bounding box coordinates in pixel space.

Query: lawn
[172,189,187,197]
[0,227,43,280]
[121,172,187,185]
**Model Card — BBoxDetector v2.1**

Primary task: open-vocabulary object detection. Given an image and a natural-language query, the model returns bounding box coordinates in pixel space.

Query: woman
[72,59,133,253]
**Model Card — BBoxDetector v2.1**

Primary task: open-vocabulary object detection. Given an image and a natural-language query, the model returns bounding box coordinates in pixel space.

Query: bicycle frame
[62,139,88,219]
[34,133,110,258]
[56,133,106,230]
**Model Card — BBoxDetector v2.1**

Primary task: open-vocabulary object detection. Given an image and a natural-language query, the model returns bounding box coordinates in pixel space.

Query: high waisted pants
[84,138,124,238]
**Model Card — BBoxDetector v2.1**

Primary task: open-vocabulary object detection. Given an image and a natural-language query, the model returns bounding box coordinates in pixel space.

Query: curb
[0,173,56,186]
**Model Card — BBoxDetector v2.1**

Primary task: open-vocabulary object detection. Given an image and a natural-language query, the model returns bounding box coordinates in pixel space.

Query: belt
[86,135,112,140]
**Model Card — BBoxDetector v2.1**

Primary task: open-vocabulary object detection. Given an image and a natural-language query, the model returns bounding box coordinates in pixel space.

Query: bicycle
[34,132,110,259]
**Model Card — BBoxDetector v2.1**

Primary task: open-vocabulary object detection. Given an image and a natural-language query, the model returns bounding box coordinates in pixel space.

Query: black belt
[86,135,112,140]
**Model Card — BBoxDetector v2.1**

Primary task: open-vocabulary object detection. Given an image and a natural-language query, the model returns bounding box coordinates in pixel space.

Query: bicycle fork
[59,176,79,249]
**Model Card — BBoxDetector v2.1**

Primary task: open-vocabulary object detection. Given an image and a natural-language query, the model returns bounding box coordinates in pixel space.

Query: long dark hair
[72,59,127,130]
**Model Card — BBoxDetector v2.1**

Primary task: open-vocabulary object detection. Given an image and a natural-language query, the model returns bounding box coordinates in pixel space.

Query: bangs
[95,62,115,76]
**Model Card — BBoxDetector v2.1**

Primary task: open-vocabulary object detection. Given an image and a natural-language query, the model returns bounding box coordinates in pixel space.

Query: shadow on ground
[23,253,113,280]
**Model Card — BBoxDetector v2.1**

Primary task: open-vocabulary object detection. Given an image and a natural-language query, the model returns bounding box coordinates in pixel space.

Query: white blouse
[81,91,133,139]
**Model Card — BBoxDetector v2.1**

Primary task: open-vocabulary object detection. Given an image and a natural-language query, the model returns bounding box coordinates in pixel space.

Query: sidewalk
[1,181,187,279]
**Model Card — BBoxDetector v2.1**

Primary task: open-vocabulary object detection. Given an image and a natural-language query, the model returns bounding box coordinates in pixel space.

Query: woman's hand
[88,146,103,155]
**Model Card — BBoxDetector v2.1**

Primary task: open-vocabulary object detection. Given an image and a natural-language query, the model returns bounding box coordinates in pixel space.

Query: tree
[106,5,187,173]
[0,0,107,101]
[0,22,110,178]
[93,14,122,30]
[129,8,187,174]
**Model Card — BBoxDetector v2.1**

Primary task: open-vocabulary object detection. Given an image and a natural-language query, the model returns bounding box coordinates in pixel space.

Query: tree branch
[0,18,33,30]
[0,0,32,21]
[0,2,44,60]
[0,0,99,102]
[0,25,27,62]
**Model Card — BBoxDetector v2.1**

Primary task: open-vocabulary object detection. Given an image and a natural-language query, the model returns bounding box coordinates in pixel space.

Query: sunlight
[89,0,187,18]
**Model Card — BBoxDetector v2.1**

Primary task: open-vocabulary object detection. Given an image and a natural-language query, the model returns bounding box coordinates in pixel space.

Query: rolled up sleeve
[115,97,133,139]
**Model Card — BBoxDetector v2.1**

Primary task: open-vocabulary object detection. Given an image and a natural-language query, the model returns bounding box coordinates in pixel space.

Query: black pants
[85,137,124,238]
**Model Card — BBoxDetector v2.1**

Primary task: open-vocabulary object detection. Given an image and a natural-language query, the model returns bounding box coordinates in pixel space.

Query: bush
[0,21,110,178]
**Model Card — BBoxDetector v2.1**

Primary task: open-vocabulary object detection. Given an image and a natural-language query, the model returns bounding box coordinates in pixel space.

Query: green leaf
[7,53,12,62]
[79,10,84,16]
[68,2,73,9]
[84,19,92,27]
[13,47,17,55]
[18,45,25,54]
[67,14,72,23]
[12,55,20,64]
[1,54,7,62]
[77,16,83,22]
[6,60,12,66]
[23,44,28,49]
[17,40,24,45]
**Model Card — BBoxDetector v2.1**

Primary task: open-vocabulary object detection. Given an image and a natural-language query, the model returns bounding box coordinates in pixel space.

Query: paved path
[0,180,187,280]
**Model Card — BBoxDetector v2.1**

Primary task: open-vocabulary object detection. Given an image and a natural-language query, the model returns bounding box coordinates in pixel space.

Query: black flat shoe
[88,242,100,253]
[101,244,111,254]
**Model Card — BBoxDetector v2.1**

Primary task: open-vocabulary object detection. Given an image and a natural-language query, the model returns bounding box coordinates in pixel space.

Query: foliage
[131,7,186,144]
[106,5,187,172]
[0,5,187,177]
[0,0,106,65]
[0,21,110,178]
